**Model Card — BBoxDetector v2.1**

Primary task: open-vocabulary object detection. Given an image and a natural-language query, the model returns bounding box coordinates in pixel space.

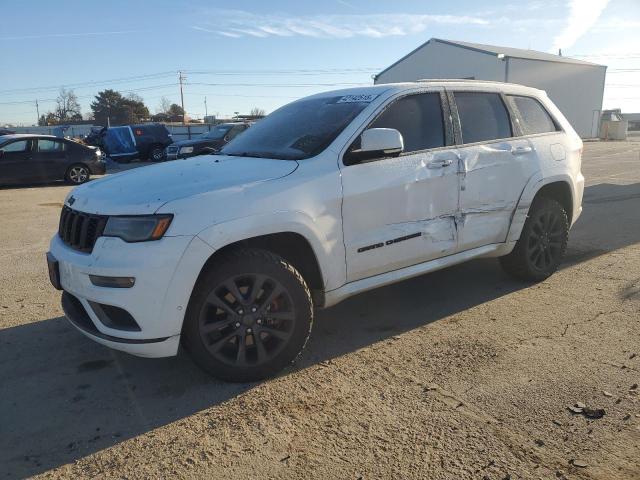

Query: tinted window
[370,93,445,152]
[226,126,245,140]
[508,95,558,135]
[454,92,512,144]
[202,125,232,140]
[37,139,65,152]
[221,96,370,160]
[1,140,29,153]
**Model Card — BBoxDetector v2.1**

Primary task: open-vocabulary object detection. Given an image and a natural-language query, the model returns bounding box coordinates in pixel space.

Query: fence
[10,123,229,141]
[10,125,95,138]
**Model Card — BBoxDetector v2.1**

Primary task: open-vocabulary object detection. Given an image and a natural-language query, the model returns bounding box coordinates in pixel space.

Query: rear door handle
[427,158,453,169]
[512,146,533,155]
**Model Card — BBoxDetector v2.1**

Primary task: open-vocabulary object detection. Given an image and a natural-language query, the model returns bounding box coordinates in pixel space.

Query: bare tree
[250,107,266,117]
[158,96,172,114]
[54,88,82,122]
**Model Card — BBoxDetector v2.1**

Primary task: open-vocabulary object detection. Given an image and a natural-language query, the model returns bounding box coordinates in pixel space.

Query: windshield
[220,96,371,160]
[200,125,233,140]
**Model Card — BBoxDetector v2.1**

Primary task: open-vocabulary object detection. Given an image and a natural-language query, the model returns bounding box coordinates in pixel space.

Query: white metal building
[374,38,607,138]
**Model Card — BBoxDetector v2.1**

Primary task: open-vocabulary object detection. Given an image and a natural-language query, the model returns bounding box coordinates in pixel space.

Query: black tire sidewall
[182,249,313,382]
[501,197,569,281]
[149,146,164,161]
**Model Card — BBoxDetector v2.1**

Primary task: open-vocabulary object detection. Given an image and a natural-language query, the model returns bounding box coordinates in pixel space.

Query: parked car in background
[85,123,172,163]
[1,134,105,186]
[47,81,583,382]
[0,129,16,136]
[164,123,250,160]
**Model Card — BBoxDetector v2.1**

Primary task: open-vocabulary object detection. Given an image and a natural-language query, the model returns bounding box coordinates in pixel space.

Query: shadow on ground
[1,182,639,478]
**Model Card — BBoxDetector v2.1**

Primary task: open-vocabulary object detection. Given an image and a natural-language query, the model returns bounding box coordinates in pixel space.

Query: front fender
[195,211,346,291]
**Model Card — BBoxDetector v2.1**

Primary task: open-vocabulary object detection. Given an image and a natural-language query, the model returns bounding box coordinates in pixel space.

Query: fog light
[89,275,135,288]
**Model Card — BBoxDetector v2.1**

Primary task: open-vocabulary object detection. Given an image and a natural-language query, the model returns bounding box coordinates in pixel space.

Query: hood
[66,155,298,215]
[172,138,223,148]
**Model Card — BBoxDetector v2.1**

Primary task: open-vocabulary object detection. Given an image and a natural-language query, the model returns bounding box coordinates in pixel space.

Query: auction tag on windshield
[336,94,378,103]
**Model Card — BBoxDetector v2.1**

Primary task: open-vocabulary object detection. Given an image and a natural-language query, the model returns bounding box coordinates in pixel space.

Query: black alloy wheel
[149,145,165,162]
[198,273,296,368]
[500,197,569,281]
[525,208,565,272]
[182,248,313,382]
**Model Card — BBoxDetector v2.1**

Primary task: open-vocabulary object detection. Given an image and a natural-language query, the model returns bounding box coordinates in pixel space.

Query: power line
[0,71,176,96]
[0,83,178,106]
[0,68,380,97]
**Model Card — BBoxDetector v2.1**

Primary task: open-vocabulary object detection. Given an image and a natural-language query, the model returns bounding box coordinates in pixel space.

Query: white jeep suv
[47,81,584,381]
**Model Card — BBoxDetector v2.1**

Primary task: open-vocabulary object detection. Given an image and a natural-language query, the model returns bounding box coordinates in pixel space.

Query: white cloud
[192,9,489,40]
[552,0,611,51]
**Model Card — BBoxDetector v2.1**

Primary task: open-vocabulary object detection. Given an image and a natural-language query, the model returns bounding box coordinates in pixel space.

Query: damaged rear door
[449,90,540,251]
[340,88,460,282]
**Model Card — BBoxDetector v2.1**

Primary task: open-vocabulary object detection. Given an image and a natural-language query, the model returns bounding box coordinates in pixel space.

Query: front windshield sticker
[336,94,379,104]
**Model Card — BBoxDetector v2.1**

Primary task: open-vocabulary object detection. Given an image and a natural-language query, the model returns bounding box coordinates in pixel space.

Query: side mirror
[223,135,231,142]
[344,128,404,165]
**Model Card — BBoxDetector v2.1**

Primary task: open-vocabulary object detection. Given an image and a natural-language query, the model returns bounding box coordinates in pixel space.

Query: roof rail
[416,78,507,84]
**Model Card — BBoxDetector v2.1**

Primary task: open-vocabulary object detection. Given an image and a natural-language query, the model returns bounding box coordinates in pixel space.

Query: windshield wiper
[222,151,296,160]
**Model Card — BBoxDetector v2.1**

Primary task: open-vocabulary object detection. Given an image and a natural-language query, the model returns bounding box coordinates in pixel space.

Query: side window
[508,95,558,135]
[37,139,66,152]
[0,140,29,153]
[227,126,243,140]
[454,92,512,144]
[369,93,445,153]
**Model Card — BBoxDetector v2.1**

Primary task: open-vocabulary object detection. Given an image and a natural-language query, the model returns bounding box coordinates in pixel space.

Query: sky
[1,0,639,126]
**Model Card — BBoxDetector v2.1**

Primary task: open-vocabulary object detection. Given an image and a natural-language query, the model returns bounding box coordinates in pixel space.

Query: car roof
[307,80,543,100]
[0,134,62,142]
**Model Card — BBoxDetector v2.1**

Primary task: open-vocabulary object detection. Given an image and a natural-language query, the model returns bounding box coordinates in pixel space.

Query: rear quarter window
[454,92,512,144]
[507,95,559,135]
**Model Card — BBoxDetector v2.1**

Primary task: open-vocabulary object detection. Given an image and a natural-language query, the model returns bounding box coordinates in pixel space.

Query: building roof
[376,38,605,79]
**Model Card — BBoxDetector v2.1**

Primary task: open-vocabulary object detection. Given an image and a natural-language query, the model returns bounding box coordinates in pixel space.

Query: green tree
[90,90,150,126]
[122,93,150,124]
[167,103,185,122]
[38,112,58,126]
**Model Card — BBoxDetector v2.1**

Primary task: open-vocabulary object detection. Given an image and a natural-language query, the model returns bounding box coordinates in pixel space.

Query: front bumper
[89,160,107,175]
[49,233,215,357]
[61,291,180,357]
[165,152,194,161]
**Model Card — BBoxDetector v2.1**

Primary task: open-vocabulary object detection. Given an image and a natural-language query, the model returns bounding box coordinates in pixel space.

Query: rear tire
[148,145,165,162]
[182,248,313,382]
[499,197,569,281]
[65,164,90,185]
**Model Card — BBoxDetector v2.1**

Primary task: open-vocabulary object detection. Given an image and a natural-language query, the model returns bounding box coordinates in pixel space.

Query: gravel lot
[1,141,639,480]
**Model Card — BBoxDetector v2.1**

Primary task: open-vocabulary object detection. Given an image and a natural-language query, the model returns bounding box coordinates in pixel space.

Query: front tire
[182,248,313,382]
[499,197,569,281]
[65,164,90,185]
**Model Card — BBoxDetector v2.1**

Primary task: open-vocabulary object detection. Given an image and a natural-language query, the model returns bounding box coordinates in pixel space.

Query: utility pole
[204,97,208,120]
[178,71,187,124]
[35,99,40,125]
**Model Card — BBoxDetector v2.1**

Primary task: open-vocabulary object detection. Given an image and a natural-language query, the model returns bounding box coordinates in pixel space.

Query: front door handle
[512,146,533,155]
[427,158,453,169]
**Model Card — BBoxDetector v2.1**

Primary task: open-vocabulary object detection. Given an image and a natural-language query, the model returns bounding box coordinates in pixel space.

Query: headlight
[103,215,173,242]
[179,146,194,154]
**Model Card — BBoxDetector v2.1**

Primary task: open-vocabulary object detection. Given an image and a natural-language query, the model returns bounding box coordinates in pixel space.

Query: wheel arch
[532,181,574,224]
[193,231,327,307]
[507,174,575,243]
